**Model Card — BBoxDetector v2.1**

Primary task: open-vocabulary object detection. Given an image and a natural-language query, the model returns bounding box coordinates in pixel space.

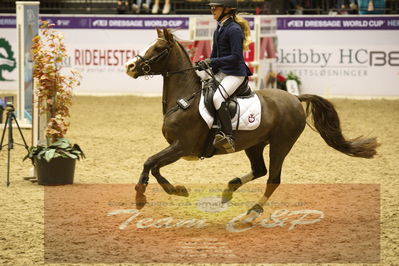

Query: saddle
[200,77,253,158]
[202,77,253,119]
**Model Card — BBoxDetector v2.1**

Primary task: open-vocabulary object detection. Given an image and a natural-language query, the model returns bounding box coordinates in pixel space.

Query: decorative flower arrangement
[276,72,302,91]
[276,73,287,90]
[24,21,84,163]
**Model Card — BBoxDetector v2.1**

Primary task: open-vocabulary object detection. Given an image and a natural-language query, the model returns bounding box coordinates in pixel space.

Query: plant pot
[34,157,76,185]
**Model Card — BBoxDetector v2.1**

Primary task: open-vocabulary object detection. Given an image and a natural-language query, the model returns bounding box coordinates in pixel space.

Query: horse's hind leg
[244,137,298,222]
[222,143,267,203]
[135,142,184,209]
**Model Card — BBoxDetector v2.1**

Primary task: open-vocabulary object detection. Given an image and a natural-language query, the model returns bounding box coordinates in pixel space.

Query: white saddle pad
[199,93,262,131]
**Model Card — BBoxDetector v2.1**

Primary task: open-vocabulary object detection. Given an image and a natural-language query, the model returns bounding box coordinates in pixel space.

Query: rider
[195,0,252,153]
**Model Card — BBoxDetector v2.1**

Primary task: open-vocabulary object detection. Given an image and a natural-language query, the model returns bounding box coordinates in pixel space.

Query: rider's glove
[195,58,212,71]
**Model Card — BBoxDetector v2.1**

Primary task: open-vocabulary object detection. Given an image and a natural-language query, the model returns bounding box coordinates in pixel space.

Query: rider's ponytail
[233,13,251,51]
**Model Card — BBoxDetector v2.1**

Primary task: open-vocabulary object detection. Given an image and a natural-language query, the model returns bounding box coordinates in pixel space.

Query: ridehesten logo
[0,38,16,81]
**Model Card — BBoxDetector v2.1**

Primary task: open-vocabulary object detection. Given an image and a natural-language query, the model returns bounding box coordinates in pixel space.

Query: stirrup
[214,132,235,153]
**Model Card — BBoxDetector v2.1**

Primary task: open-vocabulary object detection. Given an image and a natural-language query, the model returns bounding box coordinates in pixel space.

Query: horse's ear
[163,27,174,43]
[156,28,163,38]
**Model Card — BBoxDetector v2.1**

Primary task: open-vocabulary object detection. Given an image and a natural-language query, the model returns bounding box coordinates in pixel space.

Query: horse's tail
[298,94,380,158]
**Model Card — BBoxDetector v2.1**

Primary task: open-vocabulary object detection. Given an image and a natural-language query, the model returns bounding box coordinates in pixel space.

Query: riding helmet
[208,0,237,8]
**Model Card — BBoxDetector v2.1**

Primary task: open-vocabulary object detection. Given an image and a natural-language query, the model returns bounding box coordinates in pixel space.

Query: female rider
[196,0,252,153]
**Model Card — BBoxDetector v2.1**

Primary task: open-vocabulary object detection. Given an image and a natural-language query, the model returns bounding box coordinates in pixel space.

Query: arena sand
[0,95,398,265]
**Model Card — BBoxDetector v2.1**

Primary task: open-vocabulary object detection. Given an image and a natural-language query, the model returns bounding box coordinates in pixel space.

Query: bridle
[133,38,171,79]
[132,38,197,79]
[131,37,212,117]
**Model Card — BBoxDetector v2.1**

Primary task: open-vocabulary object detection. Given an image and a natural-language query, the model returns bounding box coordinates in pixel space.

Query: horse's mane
[162,30,192,64]
[176,41,192,64]
[170,33,193,65]
[167,30,201,84]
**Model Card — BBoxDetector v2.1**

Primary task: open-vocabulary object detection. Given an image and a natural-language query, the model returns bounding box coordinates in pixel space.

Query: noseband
[134,38,171,78]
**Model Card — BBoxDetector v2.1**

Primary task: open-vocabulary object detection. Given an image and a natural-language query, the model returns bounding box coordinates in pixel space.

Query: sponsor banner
[277,28,399,96]
[260,16,277,37]
[0,15,16,28]
[41,15,189,30]
[44,184,380,264]
[61,29,189,94]
[0,28,17,90]
[0,15,190,94]
[190,16,217,40]
[0,15,189,30]
[278,16,399,30]
[243,16,255,30]
[1,15,398,96]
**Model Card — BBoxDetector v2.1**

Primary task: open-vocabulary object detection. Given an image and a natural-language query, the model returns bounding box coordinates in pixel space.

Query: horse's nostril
[128,62,136,72]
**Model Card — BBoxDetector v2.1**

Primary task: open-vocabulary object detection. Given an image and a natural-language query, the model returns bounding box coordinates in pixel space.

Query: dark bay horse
[125,28,379,221]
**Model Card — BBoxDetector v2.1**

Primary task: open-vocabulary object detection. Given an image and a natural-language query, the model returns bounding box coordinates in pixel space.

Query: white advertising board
[44,15,190,95]
[1,14,398,97]
[0,15,190,95]
[0,15,17,91]
[277,16,399,97]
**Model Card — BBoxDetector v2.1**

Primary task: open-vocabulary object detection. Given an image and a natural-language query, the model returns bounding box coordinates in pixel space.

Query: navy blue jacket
[210,18,252,77]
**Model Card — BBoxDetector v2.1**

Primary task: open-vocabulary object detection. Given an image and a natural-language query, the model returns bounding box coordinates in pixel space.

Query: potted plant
[24,20,85,185]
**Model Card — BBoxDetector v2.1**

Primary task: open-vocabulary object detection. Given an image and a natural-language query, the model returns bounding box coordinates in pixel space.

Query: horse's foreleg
[222,144,267,203]
[135,142,183,209]
[150,150,189,197]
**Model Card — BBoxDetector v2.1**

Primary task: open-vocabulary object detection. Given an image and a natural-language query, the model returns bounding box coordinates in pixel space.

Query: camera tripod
[0,105,29,186]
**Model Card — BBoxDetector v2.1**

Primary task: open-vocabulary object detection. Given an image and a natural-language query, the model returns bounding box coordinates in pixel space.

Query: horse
[125,28,379,221]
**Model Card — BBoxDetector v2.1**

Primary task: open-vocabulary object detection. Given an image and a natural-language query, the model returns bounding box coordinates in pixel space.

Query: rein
[134,38,234,118]
[164,66,198,77]
[164,68,230,118]
[164,87,203,117]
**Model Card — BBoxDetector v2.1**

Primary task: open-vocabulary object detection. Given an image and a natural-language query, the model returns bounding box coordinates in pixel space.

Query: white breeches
[213,72,245,110]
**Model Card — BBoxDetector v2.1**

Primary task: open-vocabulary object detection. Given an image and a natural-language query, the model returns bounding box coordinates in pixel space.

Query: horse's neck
[162,45,201,114]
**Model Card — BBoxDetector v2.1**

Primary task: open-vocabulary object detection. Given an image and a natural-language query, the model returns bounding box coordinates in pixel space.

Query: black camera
[0,96,14,123]
[1,96,14,107]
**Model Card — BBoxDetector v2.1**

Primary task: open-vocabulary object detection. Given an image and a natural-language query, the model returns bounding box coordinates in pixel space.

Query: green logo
[0,38,16,81]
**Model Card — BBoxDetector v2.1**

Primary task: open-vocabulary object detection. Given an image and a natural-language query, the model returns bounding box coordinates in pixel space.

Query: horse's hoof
[174,185,189,197]
[247,203,264,215]
[135,183,147,194]
[135,193,147,210]
[221,188,233,204]
[243,204,264,223]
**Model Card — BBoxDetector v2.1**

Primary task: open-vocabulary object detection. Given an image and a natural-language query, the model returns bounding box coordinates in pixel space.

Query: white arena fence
[1,14,398,98]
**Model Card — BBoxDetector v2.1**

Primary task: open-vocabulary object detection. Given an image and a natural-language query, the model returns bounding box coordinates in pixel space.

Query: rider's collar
[218,16,232,28]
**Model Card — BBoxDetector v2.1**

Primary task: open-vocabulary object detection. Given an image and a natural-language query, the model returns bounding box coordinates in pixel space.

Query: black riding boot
[214,102,235,153]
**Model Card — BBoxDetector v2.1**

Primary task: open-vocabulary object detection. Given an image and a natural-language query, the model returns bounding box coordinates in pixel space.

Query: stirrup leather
[214,132,235,153]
